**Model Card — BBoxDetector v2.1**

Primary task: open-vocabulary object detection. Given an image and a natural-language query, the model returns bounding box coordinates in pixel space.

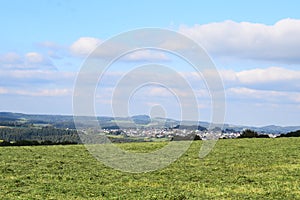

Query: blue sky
[1,0,300,126]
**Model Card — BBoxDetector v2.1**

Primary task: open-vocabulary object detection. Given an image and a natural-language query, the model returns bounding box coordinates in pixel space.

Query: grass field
[1,138,300,199]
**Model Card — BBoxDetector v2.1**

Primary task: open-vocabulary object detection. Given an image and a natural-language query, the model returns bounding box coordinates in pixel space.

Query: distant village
[99,127,278,141]
[1,112,299,146]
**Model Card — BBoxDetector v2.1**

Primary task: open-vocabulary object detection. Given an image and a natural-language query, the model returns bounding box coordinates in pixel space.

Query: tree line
[238,129,300,138]
[0,126,81,145]
[1,126,300,146]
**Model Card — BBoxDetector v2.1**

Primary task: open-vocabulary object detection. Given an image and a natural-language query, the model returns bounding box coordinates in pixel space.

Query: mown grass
[1,138,300,199]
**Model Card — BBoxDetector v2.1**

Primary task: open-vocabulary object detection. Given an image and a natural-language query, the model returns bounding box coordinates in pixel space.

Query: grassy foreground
[1,138,300,199]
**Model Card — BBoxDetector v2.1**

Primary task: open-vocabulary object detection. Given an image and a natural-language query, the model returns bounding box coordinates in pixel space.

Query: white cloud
[0,52,22,64]
[123,50,169,62]
[227,87,300,104]
[0,52,54,70]
[70,37,129,59]
[236,67,300,84]
[37,41,66,59]
[25,52,45,64]
[96,66,300,97]
[70,37,170,62]
[160,38,192,51]
[178,67,300,92]
[227,87,282,98]
[215,67,300,92]
[38,41,61,49]
[148,87,173,97]
[0,69,75,86]
[15,88,72,97]
[0,87,8,94]
[0,86,72,97]
[219,69,238,82]
[179,18,300,63]
[4,87,70,97]
[70,37,101,56]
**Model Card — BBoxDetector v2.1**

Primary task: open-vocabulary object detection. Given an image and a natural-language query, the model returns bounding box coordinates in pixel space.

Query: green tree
[238,129,259,138]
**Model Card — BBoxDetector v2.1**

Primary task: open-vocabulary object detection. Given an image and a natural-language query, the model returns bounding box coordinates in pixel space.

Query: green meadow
[1,138,300,199]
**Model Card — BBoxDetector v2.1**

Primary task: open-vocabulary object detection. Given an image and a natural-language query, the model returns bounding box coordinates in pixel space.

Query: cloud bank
[1,18,299,125]
[179,18,300,63]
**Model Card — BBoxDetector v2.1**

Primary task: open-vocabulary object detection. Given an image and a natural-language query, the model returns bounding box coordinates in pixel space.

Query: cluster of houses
[101,128,244,140]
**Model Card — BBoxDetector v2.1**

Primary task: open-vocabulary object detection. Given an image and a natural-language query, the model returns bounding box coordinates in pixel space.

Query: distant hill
[0,112,299,134]
[172,124,207,131]
[131,115,151,125]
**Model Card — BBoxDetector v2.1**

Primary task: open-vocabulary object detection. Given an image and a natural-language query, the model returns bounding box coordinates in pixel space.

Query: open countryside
[1,138,300,199]
[1,1,300,199]
[1,112,300,199]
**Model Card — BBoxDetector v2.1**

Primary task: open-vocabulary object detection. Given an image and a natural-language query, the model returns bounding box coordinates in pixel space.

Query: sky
[1,0,300,126]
